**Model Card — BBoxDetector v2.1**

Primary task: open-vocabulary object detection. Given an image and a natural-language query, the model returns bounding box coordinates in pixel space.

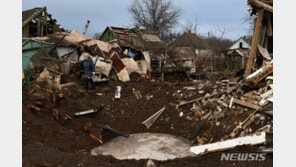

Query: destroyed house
[22,34,79,81]
[244,0,273,85]
[22,30,125,84]
[100,26,166,70]
[168,31,208,72]
[22,7,65,37]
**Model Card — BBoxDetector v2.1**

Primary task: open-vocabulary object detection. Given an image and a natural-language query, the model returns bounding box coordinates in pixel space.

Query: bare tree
[207,25,233,71]
[242,13,256,38]
[182,17,201,34]
[128,0,182,37]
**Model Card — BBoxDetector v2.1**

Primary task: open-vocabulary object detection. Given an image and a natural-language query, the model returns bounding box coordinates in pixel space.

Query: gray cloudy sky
[23,0,251,40]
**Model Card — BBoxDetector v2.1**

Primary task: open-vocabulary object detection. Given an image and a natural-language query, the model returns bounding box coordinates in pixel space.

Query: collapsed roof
[22,7,65,37]
[23,30,121,57]
[100,26,166,52]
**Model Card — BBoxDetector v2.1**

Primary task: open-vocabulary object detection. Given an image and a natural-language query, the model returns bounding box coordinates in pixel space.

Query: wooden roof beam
[22,6,46,28]
[249,0,273,13]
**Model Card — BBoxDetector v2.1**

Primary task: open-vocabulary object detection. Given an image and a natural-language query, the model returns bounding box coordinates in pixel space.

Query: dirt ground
[22,78,273,167]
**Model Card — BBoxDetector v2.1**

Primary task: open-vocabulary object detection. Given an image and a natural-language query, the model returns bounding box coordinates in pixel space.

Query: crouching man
[71,53,96,90]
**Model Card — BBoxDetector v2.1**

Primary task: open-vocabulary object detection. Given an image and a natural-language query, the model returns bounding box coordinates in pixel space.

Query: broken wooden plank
[249,0,273,13]
[233,98,260,110]
[60,82,75,88]
[190,132,266,155]
[243,94,262,101]
[245,10,264,78]
[246,60,273,85]
[261,89,273,98]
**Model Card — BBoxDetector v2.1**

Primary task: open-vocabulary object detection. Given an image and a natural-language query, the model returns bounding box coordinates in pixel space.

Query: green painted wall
[100,28,117,42]
[22,40,54,81]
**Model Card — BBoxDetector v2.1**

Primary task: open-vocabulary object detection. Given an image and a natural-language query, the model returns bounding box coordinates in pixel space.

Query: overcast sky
[23,0,251,40]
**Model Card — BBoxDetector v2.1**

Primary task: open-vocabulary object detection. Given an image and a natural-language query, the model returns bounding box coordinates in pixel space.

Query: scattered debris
[133,89,142,99]
[227,102,266,138]
[146,159,157,167]
[100,125,129,138]
[142,107,166,129]
[22,2,273,166]
[115,86,121,99]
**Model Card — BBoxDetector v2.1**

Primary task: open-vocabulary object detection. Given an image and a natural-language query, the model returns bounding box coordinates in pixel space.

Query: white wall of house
[229,38,250,50]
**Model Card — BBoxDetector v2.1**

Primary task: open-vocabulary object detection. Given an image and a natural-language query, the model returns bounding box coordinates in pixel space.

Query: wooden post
[266,12,272,37]
[43,11,48,36]
[244,10,264,79]
[40,11,45,37]
[37,14,42,36]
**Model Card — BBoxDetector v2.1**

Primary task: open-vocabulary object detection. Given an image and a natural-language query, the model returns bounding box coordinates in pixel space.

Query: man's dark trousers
[85,78,95,90]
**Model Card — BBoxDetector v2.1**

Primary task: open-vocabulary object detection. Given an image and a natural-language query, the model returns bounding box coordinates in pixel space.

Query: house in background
[22,7,64,37]
[168,31,208,73]
[100,26,166,73]
[222,37,251,70]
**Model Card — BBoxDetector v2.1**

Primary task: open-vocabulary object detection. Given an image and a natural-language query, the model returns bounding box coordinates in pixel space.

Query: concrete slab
[91,133,195,161]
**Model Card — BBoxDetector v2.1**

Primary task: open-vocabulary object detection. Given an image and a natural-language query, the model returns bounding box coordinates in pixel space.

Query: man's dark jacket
[75,57,95,78]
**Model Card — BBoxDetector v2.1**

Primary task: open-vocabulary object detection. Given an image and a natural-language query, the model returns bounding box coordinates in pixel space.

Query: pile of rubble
[22,29,156,90]
[21,1,274,166]
[174,74,273,155]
